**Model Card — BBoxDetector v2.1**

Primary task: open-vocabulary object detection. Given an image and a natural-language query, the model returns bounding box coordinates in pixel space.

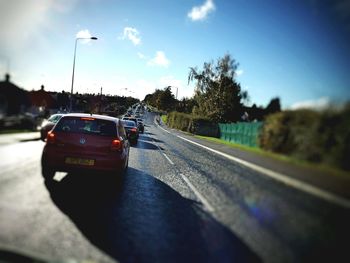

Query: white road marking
[156,123,171,134]
[53,172,67,182]
[180,173,215,212]
[176,135,350,209]
[162,153,174,165]
[151,138,174,165]
[149,126,214,211]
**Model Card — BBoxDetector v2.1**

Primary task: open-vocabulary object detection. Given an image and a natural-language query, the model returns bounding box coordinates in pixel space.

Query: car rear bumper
[42,146,126,173]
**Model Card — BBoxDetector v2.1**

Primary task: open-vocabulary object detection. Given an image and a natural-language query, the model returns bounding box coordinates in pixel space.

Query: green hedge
[166,112,219,137]
[259,107,350,171]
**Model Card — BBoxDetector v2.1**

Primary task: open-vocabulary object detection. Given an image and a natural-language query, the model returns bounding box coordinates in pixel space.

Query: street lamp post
[70,36,98,112]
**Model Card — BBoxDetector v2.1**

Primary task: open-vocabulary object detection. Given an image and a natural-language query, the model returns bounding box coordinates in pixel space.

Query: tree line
[144,54,280,123]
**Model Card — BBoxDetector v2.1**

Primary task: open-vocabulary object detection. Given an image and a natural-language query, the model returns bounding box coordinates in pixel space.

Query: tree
[143,87,177,111]
[265,97,281,115]
[175,97,197,114]
[188,54,248,122]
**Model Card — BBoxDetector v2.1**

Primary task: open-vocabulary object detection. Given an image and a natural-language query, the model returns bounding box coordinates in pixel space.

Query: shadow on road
[44,168,260,263]
[139,135,163,144]
[19,137,41,142]
[131,140,161,150]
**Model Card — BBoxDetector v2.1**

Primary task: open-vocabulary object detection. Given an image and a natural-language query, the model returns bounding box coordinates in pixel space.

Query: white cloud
[137,52,146,59]
[147,51,170,67]
[76,29,92,38]
[120,27,141,46]
[76,29,96,44]
[290,97,331,110]
[188,0,215,21]
[0,0,80,53]
[236,69,244,76]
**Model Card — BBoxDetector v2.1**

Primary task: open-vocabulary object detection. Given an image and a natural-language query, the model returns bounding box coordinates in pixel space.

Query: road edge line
[176,135,350,209]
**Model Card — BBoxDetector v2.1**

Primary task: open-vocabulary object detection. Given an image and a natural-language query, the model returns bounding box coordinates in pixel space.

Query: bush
[167,112,192,131]
[259,106,350,171]
[166,111,219,137]
[189,117,219,137]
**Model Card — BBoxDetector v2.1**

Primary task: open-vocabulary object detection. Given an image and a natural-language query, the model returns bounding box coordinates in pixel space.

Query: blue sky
[0,0,349,109]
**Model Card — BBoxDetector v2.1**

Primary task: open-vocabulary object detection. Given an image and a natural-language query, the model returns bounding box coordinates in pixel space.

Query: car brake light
[131,127,137,132]
[80,117,95,121]
[47,131,55,144]
[111,139,122,151]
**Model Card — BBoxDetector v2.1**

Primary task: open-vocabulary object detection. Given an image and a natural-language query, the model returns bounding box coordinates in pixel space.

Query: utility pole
[99,87,103,113]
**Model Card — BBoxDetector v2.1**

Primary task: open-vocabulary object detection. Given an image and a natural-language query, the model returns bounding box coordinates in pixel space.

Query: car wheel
[42,165,55,180]
[124,155,129,170]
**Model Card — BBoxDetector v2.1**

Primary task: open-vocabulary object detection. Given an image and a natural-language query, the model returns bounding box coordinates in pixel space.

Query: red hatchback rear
[41,114,129,179]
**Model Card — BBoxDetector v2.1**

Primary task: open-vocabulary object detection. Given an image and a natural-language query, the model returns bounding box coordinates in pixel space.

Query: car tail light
[131,127,137,132]
[80,117,95,121]
[111,139,122,151]
[47,131,55,144]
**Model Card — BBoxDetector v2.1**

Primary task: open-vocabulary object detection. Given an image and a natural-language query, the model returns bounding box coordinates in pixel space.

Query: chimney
[41,85,44,91]
[5,73,10,82]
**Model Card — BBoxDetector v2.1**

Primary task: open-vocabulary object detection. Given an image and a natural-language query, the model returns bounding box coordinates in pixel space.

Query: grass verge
[195,135,350,179]
[0,129,34,135]
[161,115,167,124]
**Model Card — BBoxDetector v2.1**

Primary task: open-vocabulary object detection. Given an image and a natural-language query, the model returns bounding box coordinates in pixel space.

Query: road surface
[0,112,349,262]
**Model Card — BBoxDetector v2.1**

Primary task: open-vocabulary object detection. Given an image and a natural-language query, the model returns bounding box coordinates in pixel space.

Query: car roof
[62,113,120,123]
[50,113,65,117]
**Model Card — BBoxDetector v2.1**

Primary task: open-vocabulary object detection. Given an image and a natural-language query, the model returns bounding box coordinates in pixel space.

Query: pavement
[0,132,40,145]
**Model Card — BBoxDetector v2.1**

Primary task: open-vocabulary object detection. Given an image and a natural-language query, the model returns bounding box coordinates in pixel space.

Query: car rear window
[55,117,117,136]
[48,114,63,123]
[124,120,136,127]
[123,117,137,124]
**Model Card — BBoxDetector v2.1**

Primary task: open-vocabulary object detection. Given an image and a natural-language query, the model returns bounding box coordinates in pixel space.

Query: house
[0,74,30,117]
[28,85,57,117]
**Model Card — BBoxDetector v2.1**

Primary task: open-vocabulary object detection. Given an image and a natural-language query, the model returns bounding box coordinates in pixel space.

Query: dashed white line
[149,136,174,165]
[180,173,215,212]
[162,153,174,165]
[176,135,350,209]
[151,125,215,211]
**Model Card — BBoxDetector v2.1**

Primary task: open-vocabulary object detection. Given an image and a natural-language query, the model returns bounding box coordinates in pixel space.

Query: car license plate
[65,157,95,166]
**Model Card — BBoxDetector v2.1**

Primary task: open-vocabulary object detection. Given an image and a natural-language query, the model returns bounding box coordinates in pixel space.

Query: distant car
[123,120,139,144]
[122,116,138,126]
[41,113,129,180]
[137,118,144,133]
[40,114,64,141]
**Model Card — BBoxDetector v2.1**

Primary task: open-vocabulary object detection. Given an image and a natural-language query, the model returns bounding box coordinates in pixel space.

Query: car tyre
[124,155,129,171]
[42,165,55,180]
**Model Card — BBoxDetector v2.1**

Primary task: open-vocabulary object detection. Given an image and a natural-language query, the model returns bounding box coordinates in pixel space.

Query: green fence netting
[219,122,263,148]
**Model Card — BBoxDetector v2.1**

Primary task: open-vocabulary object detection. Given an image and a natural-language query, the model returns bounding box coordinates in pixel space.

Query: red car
[41,113,129,179]
[122,120,139,144]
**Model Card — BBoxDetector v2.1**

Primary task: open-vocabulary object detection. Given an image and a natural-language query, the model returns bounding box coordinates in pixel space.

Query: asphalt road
[0,112,349,263]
